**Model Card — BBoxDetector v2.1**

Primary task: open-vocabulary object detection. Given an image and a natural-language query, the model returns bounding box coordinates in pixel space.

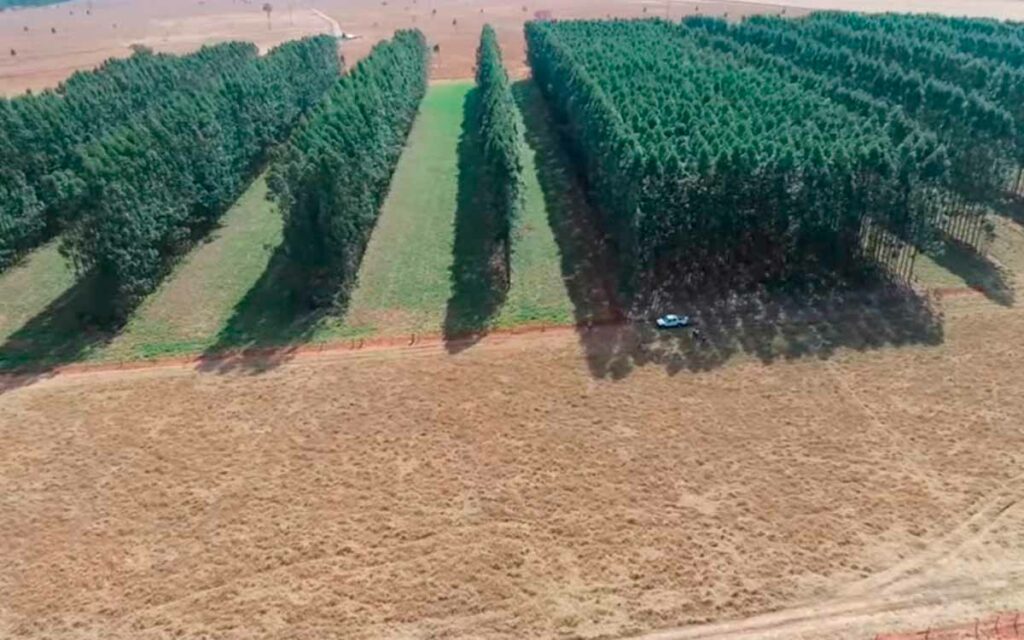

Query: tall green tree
[686,12,1024,253]
[59,35,341,319]
[526,19,947,290]
[271,30,429,307]
[475,24,523,288]
[0,42,261,270]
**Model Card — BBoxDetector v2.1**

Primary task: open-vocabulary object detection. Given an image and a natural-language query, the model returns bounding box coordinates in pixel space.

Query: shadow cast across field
[930,237,1014,306]
[0,273,123,394]
[443,87,509,353]
[196,247,326,374]
[581,283,945,380]
[513,79,622,329]
[512,80,944,380]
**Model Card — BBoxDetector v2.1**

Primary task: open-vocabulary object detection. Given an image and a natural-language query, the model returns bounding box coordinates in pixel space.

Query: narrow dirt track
[310,8,344,38]
[0,284,983,390]
[631,484,1024,639]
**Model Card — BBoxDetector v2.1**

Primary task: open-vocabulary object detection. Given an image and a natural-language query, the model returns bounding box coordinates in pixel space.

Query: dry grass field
[9,0,1024,97]
[0,0,787,95]
[4,1,1024,638]
[2,285,1024,639]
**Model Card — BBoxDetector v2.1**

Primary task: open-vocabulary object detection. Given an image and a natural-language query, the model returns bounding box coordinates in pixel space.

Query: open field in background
[0,0,333,95]
[9,0,1024,97]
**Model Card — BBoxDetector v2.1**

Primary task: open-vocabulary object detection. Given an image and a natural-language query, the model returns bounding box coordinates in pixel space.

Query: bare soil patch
[878,613,1024,640]
[0,0,330,95]
[10,0,1024,96]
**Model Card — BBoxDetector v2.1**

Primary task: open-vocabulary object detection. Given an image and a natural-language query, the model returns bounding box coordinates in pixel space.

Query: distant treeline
[271,29,429,307]
[0,0,70,9]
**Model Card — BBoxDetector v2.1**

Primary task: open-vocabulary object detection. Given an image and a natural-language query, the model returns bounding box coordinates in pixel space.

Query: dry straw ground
[2,285,1024,639]
[10,0,1024,96]
[3,1,1024,638]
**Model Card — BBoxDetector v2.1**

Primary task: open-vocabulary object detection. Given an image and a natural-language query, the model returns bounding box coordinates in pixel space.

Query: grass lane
[332,79,573,339]
[101,174,282,360]
[496,82,581,329]
[334,81,470,337]
[0,79,720,370]
[0,241,76,341]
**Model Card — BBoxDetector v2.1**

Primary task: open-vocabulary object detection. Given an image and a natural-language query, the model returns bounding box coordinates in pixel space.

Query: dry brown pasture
[9,0,1024,97]
[2,282,1024,639]
[3,1,1024,638]
[0,0,792,95]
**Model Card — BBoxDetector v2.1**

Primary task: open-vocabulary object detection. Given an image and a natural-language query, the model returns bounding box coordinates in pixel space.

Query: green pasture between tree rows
[2,76,1018,372]
[0,80,574,370]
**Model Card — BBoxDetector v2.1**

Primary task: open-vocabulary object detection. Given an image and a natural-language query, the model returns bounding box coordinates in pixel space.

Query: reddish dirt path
[0,321,586,387]
[0,284,983,389]
[879,613,1024,640]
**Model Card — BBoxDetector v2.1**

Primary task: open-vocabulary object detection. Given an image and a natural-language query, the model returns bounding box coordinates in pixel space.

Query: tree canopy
[1,42,262,270]
[684,12,1024,253]
[526,19,947,289]
[474,24,524,287]
[270,30,429,307]
[58,35,341,318]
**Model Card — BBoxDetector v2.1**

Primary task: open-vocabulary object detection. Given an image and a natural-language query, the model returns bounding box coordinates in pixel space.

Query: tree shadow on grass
[0,273,123,395]
[932,236,1014,306]
[514,77,944,380]
[584,280,944,380]
[443,87,509,353]
[196,247,327,374]
[513,79,622,328]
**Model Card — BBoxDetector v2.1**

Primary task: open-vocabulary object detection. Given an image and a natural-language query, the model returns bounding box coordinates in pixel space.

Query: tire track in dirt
[842,471,1024,597]
[626,482,1024,640]
[309,8,343,38]
[629,573,1024,640]
[114,519,532,629]
[622,299,1024,640]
